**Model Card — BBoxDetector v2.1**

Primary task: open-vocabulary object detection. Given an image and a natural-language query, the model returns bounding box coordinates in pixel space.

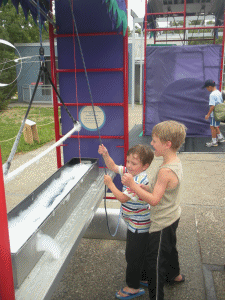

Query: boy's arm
[122,169,175,206]
[98,145,119,173]
[205,105,215,120]
[104,175,130,203]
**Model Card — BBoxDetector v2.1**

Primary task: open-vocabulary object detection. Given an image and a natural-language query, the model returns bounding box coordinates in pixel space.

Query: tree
[0,1,49,110]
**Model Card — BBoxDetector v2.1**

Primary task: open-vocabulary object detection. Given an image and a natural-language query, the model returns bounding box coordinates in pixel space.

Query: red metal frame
[0,149,15,300]
[143,0,225,135]
[49,0,129,168]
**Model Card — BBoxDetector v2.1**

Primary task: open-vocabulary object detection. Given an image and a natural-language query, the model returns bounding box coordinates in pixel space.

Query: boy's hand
[104,174,113,186]
[98,144,108,156]
[121,173,134,188]
[140,184,150,192]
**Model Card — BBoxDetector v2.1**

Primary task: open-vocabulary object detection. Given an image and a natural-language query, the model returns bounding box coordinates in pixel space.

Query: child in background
[203,79,225,147]
[98,144,154,300]
[122,121,187,300]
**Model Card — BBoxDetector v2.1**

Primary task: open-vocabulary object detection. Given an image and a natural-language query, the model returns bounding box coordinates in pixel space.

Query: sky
[127,0,145,29]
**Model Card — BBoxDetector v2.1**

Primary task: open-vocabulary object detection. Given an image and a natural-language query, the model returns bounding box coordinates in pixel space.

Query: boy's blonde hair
[152,120,187,150]
[127,144,154,166]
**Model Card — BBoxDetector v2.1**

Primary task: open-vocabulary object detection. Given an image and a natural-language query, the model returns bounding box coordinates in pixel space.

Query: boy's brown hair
[152,120,187,150]
[127,144,154,166]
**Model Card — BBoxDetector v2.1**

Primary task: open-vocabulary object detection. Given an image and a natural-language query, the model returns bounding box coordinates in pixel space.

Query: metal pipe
[140,29,143,105]
[56,68,123,73]
[143,0,147,136]
[0,149,15,300]
[123,0,129,161]
[4,126,80,185]
[219,8,225,91]
[132,15,135,109]
[49,1,62,169]
[70,135,124,139]
[58,103,124,106]
[147,11,184,16]
[146,25,223,32]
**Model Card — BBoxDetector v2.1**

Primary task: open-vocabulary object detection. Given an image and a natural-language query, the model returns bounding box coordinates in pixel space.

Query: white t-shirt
[209,90,223,117]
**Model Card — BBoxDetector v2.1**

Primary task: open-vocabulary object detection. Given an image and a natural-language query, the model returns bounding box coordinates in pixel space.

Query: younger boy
[98,144,154,300]
[122,121,187,300]
[203,79,225,147]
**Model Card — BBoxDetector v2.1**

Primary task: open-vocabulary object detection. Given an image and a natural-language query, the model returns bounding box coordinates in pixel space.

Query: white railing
[22,84,59,103]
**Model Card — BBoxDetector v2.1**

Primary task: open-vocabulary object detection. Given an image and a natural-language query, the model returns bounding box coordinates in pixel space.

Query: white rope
[4,123,81,184]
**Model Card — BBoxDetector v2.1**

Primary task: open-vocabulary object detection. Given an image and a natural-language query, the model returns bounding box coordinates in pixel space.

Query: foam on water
[8,163,91,253]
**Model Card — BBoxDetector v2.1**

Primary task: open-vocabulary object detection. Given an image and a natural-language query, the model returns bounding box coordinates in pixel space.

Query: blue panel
[57,35,123,69]
[61,106,124,137]
[58,72,124,104]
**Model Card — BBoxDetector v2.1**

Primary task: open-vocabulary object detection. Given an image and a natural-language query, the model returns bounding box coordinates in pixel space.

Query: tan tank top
[149,161,183,233]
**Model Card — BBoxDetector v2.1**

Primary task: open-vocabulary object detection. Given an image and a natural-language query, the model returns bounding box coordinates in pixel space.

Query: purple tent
[145,45,222,137]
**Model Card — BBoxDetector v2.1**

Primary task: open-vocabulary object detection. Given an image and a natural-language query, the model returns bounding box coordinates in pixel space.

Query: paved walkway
[3,104,225,299]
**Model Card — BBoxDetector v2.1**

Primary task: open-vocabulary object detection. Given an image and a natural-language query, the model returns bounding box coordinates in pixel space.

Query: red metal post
[219,8,225,91]
[0,148,15,300]
[123,0,129,162]
[143,0,147,136]
[183,0,186,44]
[49,0,62,169]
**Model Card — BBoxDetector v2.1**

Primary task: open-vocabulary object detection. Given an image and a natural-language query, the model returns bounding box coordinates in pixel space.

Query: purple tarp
[145,45,222,137]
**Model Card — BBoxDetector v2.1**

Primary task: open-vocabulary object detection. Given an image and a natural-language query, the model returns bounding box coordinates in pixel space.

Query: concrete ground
[3,104,225,300]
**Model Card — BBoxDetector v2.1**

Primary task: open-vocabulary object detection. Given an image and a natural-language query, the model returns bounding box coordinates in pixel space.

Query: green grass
[0,106,60,163]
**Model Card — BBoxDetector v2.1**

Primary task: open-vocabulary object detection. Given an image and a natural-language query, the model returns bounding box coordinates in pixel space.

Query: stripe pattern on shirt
[118,166,151,233]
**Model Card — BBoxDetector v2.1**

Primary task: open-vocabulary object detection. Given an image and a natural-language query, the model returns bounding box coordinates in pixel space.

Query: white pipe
[4,123,81,185]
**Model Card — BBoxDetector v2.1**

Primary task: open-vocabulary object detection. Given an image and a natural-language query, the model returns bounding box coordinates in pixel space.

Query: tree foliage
[0,0,49,110]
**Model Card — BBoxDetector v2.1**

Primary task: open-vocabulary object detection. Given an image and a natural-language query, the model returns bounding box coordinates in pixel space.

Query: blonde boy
[122,120,187,300]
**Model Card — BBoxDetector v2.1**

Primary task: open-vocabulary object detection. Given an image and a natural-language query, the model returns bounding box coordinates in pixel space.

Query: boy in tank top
[122,120,187,300]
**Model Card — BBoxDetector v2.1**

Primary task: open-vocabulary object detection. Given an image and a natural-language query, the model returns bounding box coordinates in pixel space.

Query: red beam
[0,149,15,300]
[49,8,62,169]
[57,103,124,107]
[56,68,123,73]
[147,11,184,16]
[146,25,224,32]
[219,8,225,91]
[155,38,215,43]
[68,135,125,139]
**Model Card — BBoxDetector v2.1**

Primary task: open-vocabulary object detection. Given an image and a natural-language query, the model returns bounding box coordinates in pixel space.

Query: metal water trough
[7,157,106,293]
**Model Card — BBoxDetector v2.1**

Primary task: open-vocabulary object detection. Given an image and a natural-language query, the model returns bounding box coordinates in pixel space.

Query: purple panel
[61,106,124,136]
[55,0,125,35]
[145,45,222,137]
[59,72,123,104]
[57,35,123,70]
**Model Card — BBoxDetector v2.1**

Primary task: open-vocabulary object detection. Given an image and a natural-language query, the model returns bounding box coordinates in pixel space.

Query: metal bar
[143,0,147,136]
[155,38,215,43]
[58,103,124,107]
[219,8,225,91]
[55,32,122,38]
[4,126,79,185]
[29,0,56,28]
[123,0,129,162]
[56,68,123,73]
[146,25,224,32]
[147,11,184,16]
[49,3,62,169]
[0,149,15,300]
[183,0,186,44]
[69,135,125,139]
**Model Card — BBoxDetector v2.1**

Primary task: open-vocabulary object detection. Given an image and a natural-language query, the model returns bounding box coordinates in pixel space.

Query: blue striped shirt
[118,166,151,233]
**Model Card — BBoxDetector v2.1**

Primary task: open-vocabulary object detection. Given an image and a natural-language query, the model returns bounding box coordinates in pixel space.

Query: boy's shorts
[210,117,220,127]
